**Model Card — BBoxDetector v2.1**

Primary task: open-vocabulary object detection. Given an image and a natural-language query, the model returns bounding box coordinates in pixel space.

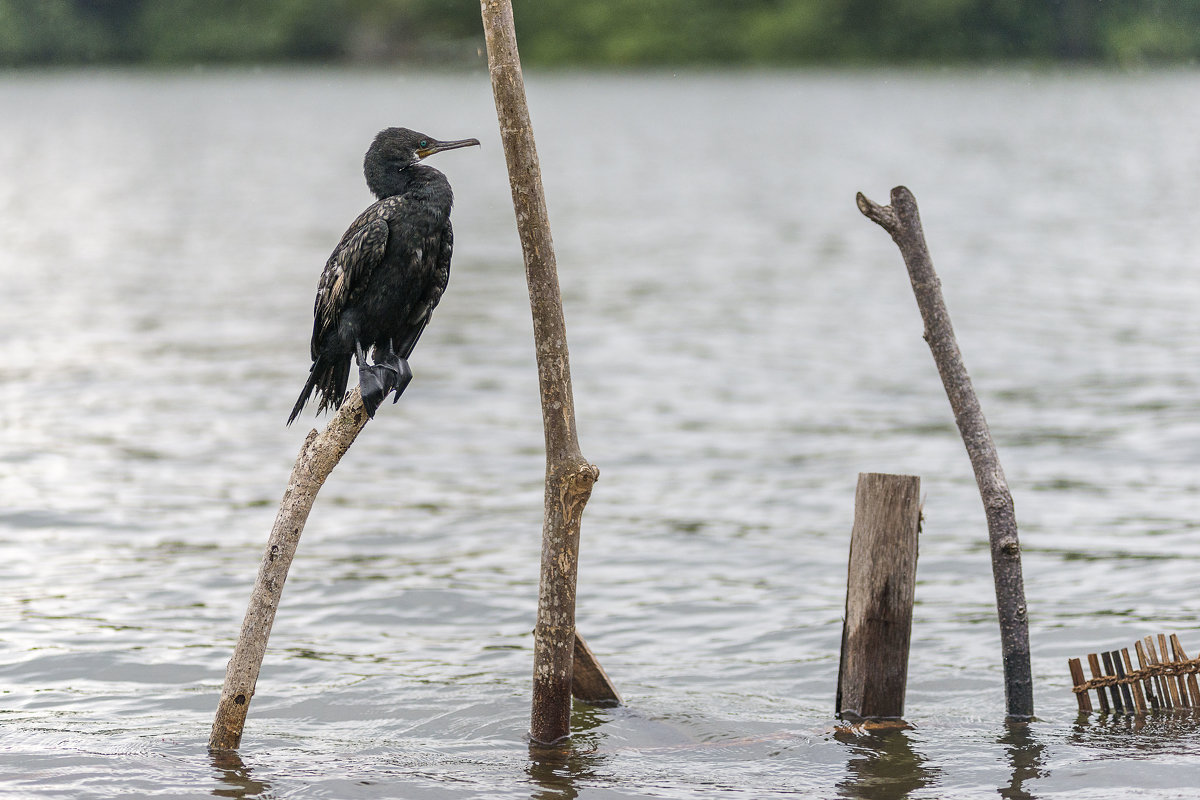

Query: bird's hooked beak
[416,137,481,160]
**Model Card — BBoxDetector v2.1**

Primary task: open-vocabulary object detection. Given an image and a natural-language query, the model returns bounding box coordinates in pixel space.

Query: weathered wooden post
[836,472,921,721]
[210,388,370,751]
[857,186,1035,719]
[479,0,616,743]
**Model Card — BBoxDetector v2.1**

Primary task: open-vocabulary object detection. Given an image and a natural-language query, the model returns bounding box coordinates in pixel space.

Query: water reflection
[525,705,610,800]
[1070,708,1200,747]
[835,724,940,800]
[998,721,1047,800]
[210,750,277,800]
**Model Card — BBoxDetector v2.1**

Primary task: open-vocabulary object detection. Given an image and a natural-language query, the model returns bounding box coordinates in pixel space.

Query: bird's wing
[396,221,454,358]
[311,198,402,357]
[424,220,453,316]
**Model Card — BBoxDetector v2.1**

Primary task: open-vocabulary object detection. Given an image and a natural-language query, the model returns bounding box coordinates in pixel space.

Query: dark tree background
[1,0,1197,66]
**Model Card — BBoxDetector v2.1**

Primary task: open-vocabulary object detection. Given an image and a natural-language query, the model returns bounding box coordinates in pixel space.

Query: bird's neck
[373,163,451,206]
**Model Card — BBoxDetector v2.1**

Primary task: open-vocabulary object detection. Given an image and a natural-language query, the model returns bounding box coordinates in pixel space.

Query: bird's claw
[358,357,413,417]
[358,364,395,418]
[381,355,413,403]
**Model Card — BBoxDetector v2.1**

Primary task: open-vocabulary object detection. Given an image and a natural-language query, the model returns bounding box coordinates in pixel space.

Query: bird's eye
[419,139,429,148]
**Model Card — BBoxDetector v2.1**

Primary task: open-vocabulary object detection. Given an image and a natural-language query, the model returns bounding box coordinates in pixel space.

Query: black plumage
[288,127,479,425]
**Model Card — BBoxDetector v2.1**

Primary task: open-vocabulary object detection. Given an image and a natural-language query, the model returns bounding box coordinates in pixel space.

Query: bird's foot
[358,356,413,417]
[379,353,413,404]
[358,364,394,419]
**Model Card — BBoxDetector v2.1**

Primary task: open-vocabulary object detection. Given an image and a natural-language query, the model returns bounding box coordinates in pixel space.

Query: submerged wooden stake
[572,632,622,706]
[210,388,370,751]
[480,0,606,744]
[836,472,921,721]
[857,186,1034,719]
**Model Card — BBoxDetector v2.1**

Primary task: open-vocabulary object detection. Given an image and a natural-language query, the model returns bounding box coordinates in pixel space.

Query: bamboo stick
[1160,633,1188,707]
[1135,640,1160,710]
[856,186,1033,718]
[479,0,604,744]
[1109,650,1135,711]
[1144,636,1176,708]
[210,388,370,750]
[1100,651,1123,712]
[1170,635,1200,706]
[1068,657,1092,713]
[1087,653,1109,714]
[1120,648,1146,714]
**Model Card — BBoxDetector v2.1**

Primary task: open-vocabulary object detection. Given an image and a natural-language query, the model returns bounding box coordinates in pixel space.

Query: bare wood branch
[857,186,1034,719]
[479,0,604,744]
[209,388,370,751]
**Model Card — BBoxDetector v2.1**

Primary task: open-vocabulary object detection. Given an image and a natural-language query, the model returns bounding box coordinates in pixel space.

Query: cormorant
[288,127,479,425]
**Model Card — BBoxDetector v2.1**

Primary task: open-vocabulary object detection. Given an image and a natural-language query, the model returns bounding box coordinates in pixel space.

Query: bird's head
[364,127,480,199]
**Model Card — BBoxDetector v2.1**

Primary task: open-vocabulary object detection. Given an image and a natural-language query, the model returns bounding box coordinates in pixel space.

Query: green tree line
[2,0,1198,67]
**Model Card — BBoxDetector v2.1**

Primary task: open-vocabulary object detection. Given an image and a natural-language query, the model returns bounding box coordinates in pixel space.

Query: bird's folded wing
[313,213,391,338]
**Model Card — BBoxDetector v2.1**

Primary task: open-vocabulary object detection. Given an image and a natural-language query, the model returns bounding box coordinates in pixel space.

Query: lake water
[0,67,1198,798]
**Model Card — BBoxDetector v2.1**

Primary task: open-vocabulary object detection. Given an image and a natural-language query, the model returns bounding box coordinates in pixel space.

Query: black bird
[288,127,479,425]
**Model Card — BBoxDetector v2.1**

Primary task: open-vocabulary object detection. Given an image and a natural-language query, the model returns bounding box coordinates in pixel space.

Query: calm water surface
[0,68,1198,798]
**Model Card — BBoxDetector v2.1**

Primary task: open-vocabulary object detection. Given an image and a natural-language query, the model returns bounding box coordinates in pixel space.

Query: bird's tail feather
[286,355,351,426]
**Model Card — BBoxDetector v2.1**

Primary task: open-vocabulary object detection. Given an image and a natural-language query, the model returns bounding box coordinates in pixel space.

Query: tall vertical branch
[857,186,1034,719]
[480,0,600,744]
[210,389,371,750]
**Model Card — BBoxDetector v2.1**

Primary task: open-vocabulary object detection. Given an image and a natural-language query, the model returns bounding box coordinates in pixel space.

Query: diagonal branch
[209,388,370,750]
[857,186,1034,719]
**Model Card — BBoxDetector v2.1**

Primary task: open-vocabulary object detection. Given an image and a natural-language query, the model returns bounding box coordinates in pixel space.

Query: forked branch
[857,186,1034,719]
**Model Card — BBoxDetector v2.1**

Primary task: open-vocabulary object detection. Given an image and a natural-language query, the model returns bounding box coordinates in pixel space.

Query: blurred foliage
[2,0,1199,66]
